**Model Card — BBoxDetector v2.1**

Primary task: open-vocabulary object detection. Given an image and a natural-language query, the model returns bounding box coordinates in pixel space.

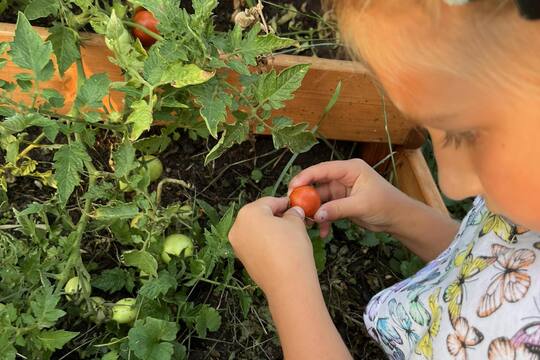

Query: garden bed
[0,1,448,359]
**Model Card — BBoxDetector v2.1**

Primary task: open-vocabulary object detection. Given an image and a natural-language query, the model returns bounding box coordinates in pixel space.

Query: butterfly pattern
[363,198,538,359]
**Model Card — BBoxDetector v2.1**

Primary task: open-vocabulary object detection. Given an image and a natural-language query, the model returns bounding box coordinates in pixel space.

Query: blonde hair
[331,0,540,100]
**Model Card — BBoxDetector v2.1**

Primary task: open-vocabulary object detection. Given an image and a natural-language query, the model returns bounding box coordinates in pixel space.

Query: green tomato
[111,298,137,324]
[64,276,81,300]
[88,296,107,324]
[161,234,194,264]
[178,204,193,220]
[118,155,163,192]
[140,155,163,182]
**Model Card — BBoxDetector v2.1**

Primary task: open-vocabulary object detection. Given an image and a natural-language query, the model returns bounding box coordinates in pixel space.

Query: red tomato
[132,10,159,47]
[289,185,321,218]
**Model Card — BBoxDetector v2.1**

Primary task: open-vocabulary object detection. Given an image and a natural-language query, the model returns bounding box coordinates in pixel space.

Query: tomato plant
[289,185,321,218]
[131,9,159,47]
[0,0,320,358]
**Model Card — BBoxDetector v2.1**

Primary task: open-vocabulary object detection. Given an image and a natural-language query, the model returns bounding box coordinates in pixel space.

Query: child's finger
[315,181,349,203]
[319,222,331,238]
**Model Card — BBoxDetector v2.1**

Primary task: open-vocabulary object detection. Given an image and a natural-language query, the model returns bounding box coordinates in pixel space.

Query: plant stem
[123,20,164,42]
[17,133,46,160]
[156,178,193,206]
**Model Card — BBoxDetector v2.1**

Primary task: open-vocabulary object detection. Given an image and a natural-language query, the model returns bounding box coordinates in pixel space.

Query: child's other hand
[289,159,410,237]
[228,197,319,297]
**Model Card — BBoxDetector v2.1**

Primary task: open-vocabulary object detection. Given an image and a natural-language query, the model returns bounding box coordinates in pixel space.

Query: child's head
[335,0,540,231]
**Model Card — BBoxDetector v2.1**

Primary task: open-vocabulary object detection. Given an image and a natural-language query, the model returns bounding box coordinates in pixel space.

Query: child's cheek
[473,134,540,232]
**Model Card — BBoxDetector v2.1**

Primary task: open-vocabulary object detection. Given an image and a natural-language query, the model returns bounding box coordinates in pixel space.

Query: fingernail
[315,209,327,222]
[291,206,305,218]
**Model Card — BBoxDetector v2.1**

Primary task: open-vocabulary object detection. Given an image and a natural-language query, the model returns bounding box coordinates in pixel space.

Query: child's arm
[289,159,459,261]
[229,197,353,359]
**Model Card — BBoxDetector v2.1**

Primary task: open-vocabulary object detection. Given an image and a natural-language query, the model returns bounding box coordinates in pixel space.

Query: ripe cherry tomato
[132,10,159,47]
[289,185,321,218]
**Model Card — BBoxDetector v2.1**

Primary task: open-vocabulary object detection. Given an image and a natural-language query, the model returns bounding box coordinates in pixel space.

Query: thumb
[282,206,305,223]
[314,197,360,223]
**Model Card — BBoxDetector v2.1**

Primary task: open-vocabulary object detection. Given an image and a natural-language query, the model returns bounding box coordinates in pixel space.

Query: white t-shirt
[364,197,540,359]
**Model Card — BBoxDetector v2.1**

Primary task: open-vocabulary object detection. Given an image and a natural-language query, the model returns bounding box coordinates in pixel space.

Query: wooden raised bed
[0,22,448,216]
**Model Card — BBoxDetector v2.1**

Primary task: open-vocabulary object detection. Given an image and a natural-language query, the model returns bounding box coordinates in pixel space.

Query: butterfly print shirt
[364,197,540,359]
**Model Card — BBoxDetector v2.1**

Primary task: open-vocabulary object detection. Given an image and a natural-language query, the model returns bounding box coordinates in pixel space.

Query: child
[228,0,540,358]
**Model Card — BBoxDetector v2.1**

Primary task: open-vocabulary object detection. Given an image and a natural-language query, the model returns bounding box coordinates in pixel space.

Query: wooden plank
[0,23,78,114]
[395,148,449,216]
[265,55,416,145]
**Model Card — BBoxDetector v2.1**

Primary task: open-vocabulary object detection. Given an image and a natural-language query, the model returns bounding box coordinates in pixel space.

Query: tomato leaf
[92,268,132,293]
[9,12,53,79]
[191,79,232,139]
[237,24,297,66]
[139,271,177,300]
[94,204,139,221]
[53,143,90,206]
[24,0,59,20]
[194,305,221,338]
[122,250,158,277]
[47,25,80,76]
[30,286,66,328]
[271,122,317,154]
[255,64,309,109]
[205,120,249,164]
[75,73,111,110]
[113,141,137,179]
[128,317,178,360]
[35,330,78,351]
[162,63,214,89]
[127,99,153,141]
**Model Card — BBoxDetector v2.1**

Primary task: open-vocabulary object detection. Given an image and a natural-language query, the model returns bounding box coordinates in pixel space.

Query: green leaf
[0,336,16,360]
[94,204,139,221]
[162,63,214,89]
[238,24,296,65]
[53,142,90,205]
[36,330,78,351]
[311,236,326,273]
[113,141,136,178]
[24,0,59,20]
[205,121,249,164]
[255,64,309,109]
[9,12,53,78]
[192,0,218,20]
[92,268,131,293]
[42,88,65,108]
[191,80,231,138]
[123,250,158,277]
[102,352,119,360]
[127,99,153,141]
[271,122,317,154]
[130,0,181,35]
[195,306,221,338]
[30,286,65,328]
[47,25,80,76]
[2,113,58,142]
[139,271,177,300]
[75,73,110,110]
[128,317,178,360]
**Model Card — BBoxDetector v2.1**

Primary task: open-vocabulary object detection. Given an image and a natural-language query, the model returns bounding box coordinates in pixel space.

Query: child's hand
[228,197,319,297]
[289,159,411,237]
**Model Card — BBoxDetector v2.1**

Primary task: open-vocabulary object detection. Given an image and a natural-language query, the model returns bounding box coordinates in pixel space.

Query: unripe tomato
[88,296,107,324]
[64,276,81,300]
[112,298,137,324]
[132,10,159,47]
[140,155,163,182]
[161,234,194,263]
[289,185,321,218]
